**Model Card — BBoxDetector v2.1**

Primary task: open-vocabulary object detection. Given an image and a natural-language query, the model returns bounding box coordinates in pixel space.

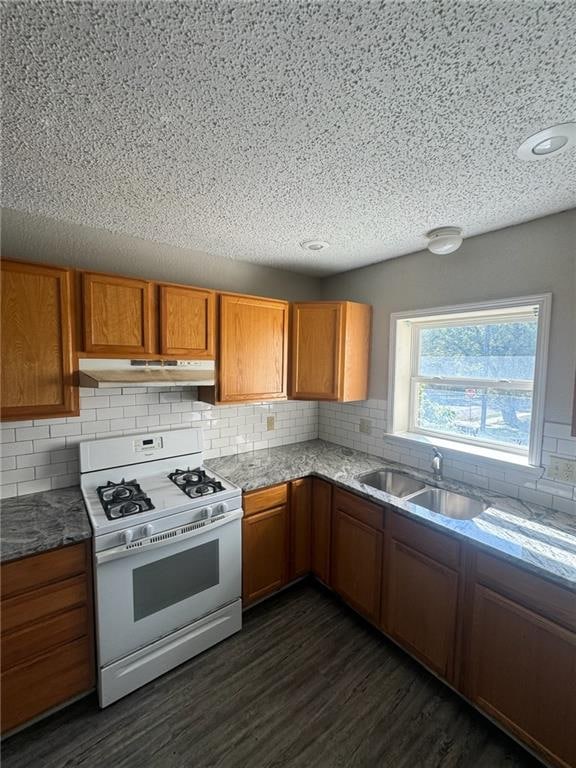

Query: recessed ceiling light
[517,122,576,161]
[426,227,463,255]
[300,240,330,251]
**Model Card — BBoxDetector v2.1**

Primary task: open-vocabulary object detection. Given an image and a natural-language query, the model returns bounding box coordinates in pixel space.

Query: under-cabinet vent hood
[78,359,215,388]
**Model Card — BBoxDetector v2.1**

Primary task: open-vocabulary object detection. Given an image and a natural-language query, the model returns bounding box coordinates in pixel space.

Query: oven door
[94,516,241,666]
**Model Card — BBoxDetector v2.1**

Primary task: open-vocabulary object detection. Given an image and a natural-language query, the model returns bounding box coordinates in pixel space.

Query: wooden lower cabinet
[290,479,312,580]
[0,542,94,733]
[468,584,576,768]
[383,512,461,681]
[242,485,290,605]
[311,478,332,585]
[331,509,383,624]
[385,539,459,680]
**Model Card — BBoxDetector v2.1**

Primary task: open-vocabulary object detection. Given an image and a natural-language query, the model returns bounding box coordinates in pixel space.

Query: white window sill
[388,431,544,477]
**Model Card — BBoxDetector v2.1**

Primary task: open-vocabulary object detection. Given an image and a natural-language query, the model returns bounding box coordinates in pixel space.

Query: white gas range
[80,428,243,707]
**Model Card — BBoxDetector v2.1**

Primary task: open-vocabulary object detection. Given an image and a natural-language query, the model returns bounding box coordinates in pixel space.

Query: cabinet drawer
[389,512,460,570]
[1,576,88,635]
[1,636,94,733]
[474,551,576,632]
[333,488,384,530]
[1,543,87,599]
[1,605,89,669]
[244,484,289,516]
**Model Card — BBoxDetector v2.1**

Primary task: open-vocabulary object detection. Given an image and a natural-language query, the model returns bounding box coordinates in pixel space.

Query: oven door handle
[95,510,242,565]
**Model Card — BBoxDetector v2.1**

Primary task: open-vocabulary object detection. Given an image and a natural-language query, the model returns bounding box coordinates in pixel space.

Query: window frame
[388,295,552,467]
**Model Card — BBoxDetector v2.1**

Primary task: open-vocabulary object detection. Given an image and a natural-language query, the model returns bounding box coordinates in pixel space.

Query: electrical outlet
[266,416,275,431]
[547,455,576,484]
[359,418,373,435]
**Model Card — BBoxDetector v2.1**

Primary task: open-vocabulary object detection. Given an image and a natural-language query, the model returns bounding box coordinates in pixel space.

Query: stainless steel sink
[357,470,426,498]
[409,488,488,519]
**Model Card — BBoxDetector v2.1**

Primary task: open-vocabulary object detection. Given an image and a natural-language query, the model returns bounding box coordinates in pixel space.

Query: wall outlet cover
[266,416,275,431]
[359,418,373,435]
[546,455,576,484]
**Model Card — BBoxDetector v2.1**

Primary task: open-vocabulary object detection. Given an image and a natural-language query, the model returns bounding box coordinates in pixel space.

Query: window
[389,295,551,466]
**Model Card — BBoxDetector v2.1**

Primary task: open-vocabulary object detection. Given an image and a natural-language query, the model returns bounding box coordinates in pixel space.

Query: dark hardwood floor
[2,582,542,768]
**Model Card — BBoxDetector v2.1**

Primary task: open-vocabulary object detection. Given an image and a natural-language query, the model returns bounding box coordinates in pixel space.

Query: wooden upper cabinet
[217,293,289,403]
[82,272,154,355]
[291,301,371,401]
[1,260,78,420]
[158,284,215,358]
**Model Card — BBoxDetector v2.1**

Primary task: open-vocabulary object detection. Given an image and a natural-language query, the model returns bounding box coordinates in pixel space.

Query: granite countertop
[0,487,91,564]
[207,439,576,590]
[1,440,574,590]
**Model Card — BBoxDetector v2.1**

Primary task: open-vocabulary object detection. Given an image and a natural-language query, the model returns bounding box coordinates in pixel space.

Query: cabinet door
[0,542,94,734]
[1,260,77,420]
[469,585,576,768]
[385,539,459,679]
[219,294,289,402]
[291,303,343,399]
[159,284,215,358]
[331,509,383,624]
[82,272,153,355]
[242,505,289,604]
[311,478,332,585]
[290,479,312,579]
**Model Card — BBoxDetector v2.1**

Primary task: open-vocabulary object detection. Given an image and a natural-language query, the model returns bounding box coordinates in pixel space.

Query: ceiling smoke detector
[426,227,463,255]
[517,122,576,161]
[300,239,330,251]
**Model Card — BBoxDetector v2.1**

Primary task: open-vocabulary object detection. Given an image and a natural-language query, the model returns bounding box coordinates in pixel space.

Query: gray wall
[1,208,320,301]
[321,209,576,424]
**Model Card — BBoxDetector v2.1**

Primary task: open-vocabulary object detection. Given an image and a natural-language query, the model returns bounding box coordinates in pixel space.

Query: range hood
[78,359,215,388]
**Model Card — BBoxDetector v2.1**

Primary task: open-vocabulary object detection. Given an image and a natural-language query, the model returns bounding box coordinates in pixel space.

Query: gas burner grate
[168,468,225,499]
[96,479,155,521]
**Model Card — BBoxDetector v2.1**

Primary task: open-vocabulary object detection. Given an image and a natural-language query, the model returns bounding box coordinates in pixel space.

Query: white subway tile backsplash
[15,426,50,441]
[17,452,52,468]
[0,388,321,497]
[50,423,82,438]
[557,439,576,457]
[17,478,52,495]
[544,422,572,439]
[7,386,572,509]
[1,440,33,456]
[319,399,576,515]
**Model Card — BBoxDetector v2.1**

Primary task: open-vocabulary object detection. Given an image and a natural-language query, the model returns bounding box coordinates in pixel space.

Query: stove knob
[141,524,154,538]
[202,506,213,519]
[122,529,134,545]
[215,502,228,515]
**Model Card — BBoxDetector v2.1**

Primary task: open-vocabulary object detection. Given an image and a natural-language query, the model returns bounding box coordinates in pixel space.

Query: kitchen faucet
[431,448,443,481]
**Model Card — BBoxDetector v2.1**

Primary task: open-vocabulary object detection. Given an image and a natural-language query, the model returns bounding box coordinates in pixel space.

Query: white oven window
[133,540,220,621]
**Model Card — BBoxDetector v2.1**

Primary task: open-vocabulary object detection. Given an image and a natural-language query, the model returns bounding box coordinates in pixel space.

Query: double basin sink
[356,469,488,520]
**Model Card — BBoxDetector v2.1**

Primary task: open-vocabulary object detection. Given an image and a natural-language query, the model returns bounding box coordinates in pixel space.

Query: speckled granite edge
[207,440,576,590]
[0,486,91,564]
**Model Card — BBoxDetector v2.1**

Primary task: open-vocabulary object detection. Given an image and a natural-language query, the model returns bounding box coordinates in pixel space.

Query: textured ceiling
[2,1,576,277]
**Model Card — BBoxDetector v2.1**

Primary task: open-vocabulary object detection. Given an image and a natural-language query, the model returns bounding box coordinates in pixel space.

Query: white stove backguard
[80,428,204,474]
